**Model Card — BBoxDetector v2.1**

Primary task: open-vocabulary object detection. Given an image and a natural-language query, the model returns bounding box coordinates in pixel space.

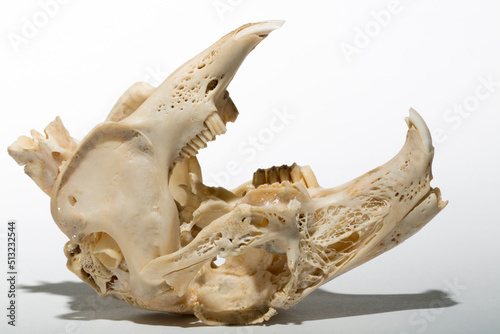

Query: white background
[1,0,499,333]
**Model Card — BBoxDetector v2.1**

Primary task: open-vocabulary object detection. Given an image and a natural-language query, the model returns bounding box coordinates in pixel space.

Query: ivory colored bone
[8,21,446,325]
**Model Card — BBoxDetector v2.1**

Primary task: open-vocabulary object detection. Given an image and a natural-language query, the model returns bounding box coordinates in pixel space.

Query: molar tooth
[205,113,226,136]
[201,129,214,141]
[179,150,191,159]
[279,164,291,183]
[290,163,301,183]
[182,145,197,157]
[252,168,266,187]
[268,166,279,184]
[300,166,319,188]
[187,141,200,153]
[191,137,206,149]
[197,134,208,144]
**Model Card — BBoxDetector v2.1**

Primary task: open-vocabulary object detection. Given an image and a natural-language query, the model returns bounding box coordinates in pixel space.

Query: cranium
[8,21,447,325]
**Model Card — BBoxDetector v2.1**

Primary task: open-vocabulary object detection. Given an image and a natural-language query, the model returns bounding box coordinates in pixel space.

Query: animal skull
[8,21,447,325]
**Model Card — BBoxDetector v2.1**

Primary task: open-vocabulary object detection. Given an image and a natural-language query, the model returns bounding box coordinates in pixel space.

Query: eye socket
[205,79,218,94]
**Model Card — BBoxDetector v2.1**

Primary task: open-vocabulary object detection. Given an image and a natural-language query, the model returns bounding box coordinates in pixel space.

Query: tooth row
[252,163,319,188]
[177,113,225,161]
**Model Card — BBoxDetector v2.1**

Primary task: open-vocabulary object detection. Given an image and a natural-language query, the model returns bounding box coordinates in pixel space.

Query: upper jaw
[187,20,285,101]
[121,21,285,168]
